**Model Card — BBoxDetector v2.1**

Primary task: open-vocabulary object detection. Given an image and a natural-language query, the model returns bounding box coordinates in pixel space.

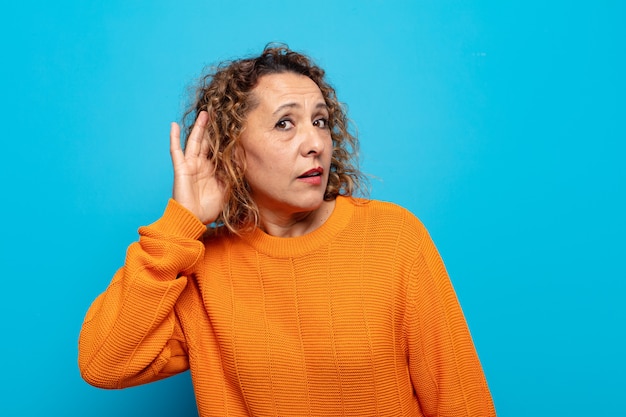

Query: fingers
[185,111,210,158]
[199,121,210,158]
[169,121,184,166]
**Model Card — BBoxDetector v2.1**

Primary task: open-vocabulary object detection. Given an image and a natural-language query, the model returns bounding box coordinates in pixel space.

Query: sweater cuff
[147,199,207,240]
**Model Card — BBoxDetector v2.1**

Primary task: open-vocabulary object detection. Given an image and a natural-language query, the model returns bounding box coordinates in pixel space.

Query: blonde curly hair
[182,44,365,234]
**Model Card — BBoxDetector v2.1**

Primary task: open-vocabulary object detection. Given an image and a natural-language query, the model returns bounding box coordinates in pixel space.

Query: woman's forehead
[251,73,324,106]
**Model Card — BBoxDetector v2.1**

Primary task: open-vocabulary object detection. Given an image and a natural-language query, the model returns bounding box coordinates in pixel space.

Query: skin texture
[170,73,335,237]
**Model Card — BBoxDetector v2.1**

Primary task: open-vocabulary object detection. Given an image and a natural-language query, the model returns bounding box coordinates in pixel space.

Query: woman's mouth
[297,167,324,184]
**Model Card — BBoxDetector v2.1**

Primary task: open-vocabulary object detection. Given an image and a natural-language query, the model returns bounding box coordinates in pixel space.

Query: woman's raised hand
[170,111,226,225]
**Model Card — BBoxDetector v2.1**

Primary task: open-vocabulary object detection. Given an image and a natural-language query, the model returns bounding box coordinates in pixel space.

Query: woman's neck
[257,199,336,238]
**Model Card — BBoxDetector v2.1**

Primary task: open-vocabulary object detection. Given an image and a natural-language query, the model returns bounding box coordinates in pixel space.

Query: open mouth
[298,168,323,179]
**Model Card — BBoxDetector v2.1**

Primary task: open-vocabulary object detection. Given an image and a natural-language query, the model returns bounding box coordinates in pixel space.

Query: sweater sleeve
[406,225,496,417]
[78,199,208,389]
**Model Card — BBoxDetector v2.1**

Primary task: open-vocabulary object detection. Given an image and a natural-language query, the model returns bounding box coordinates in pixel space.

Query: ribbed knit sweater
[78,196,495,416]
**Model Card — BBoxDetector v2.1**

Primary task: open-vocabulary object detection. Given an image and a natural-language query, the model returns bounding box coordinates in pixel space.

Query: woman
[78,45,496,416]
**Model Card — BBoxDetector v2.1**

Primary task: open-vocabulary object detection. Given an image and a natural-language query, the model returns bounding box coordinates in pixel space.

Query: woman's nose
[300,125,326,156]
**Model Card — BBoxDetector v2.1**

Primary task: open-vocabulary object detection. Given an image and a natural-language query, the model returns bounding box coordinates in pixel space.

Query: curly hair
[182,44,365,234]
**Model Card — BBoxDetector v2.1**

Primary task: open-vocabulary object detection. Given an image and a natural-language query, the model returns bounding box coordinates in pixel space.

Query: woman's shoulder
[347,197,421,219]
[344,197,427,234]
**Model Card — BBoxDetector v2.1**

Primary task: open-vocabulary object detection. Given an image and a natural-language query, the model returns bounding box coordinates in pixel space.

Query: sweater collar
[240,196,355,257]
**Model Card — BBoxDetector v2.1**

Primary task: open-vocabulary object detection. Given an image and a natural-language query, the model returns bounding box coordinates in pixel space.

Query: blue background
[1,1,624,416]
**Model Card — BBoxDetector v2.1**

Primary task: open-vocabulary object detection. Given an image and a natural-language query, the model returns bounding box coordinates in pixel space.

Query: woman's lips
[297,167,323,185]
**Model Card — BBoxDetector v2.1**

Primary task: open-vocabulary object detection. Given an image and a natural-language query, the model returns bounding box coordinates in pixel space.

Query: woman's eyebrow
[272,102,299,116]
[315,102,329,111]
[272,102,328,116]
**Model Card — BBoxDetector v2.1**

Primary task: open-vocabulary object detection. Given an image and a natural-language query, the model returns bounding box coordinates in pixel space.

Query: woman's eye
[313,118,329,129]
[275,119,294,130]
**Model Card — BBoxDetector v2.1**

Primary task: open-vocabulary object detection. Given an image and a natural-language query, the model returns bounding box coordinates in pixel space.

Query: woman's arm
[78,199,207,389]
[406,226,496,416]
[79,111,226,388]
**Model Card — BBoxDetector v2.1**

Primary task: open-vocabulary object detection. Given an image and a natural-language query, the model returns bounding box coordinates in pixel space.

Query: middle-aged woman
[79,45,496,416]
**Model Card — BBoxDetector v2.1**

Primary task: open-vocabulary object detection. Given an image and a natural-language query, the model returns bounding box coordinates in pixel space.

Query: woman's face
[240,72,332,220]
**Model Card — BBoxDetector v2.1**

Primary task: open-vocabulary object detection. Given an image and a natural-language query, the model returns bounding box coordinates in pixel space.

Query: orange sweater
[79,196,495,416]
